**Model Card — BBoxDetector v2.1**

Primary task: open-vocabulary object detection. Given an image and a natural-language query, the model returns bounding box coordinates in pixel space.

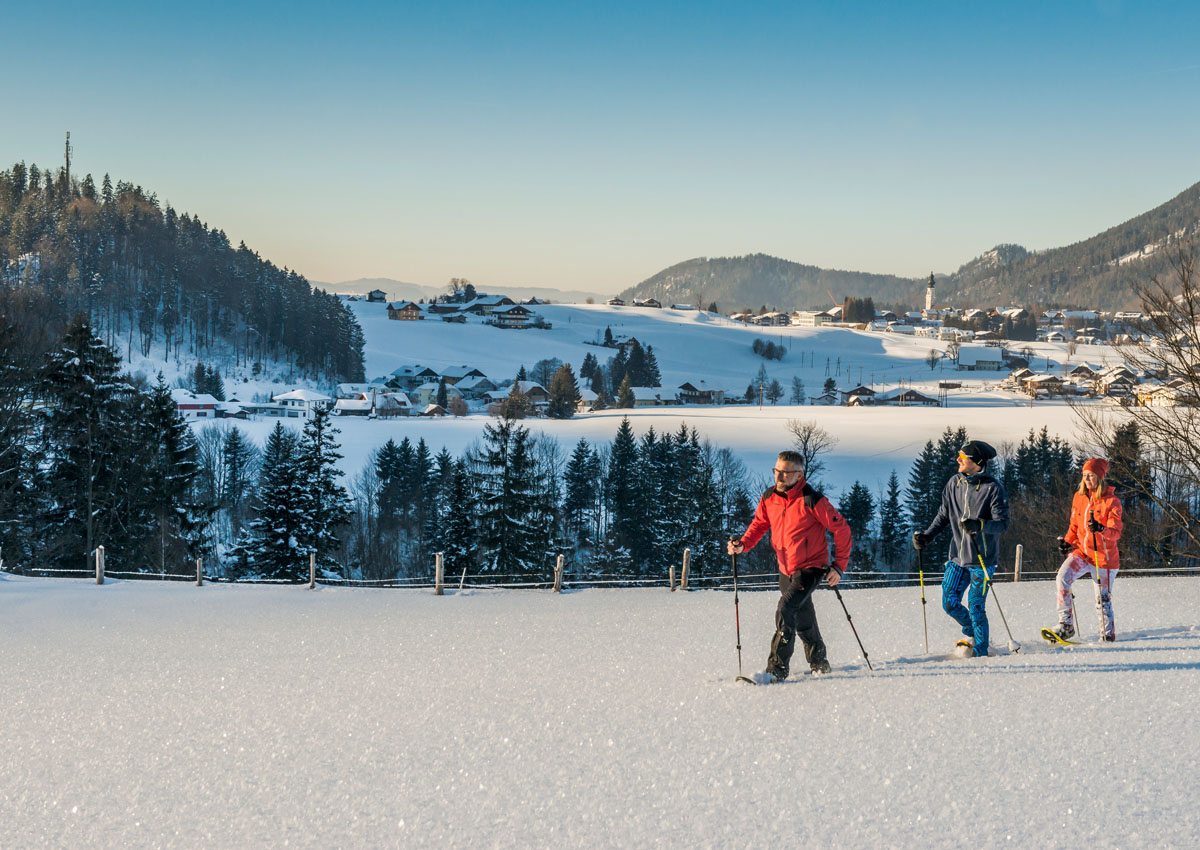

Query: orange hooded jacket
[1064,485,1123,570]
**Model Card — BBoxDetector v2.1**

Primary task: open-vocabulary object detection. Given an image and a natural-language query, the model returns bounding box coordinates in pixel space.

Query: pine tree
[295,406,352,571]
[644,345,662,387]
[616,374,635,409]
[244,422,306,580]
[580,352,598,381]
[37,318,134,570]
[791,376,805,405]
[221,426,258,538]
[766,379,784,405]
[877,470,905,570]
[546,363,580,419]
[133,374,205,571]
[436,376,448,408]
[906,439,940,535]
[608,349,628,394]
[563,439,597,549]
[838,481,875,571]
[436,458,477,578]
[605,417,641,572]
[475,416,541,575]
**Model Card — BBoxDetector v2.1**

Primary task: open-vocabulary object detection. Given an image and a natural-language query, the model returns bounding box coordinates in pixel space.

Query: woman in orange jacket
[1050,457,1123,641]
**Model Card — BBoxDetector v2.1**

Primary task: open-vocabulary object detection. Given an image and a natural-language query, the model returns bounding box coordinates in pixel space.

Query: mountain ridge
[620,179,1200,311]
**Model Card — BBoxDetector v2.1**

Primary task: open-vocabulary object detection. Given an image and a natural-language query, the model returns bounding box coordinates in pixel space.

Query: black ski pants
[769,567,827,670]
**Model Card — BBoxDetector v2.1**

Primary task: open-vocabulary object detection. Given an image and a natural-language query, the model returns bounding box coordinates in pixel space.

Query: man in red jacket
[728,450,853,679]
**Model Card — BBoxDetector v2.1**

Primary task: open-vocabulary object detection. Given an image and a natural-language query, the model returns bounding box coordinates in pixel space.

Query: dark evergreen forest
[0,160,365,382]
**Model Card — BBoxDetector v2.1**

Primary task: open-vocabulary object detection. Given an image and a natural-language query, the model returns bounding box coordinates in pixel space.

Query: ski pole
[973,530,1021,654]
[730,542,754,684]
[917,547,929,655]
[1090,506,1107,639]
[832,585,873,671]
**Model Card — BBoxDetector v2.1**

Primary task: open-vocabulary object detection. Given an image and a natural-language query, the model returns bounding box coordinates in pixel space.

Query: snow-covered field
[185,299,1118,496]
[3,572,1197,849]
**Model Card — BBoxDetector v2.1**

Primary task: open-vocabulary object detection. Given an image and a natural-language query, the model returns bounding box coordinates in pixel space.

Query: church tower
[925,272,935,312]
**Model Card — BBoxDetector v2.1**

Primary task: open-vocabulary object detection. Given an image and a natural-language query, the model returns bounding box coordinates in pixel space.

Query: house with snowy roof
[272,388,333,418]
[171,388,219,420]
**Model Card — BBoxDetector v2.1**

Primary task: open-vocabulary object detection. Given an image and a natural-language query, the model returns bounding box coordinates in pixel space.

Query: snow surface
[193,299,1118,497]
[3,573,1197,848]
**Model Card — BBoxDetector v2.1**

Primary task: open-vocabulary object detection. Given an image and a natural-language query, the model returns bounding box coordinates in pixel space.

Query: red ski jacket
[1064,485,1122,570]
[740,478,852,576]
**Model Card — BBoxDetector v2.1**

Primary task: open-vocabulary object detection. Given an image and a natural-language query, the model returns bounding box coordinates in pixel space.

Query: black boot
[767,629,792,680]
[804,639,831,674]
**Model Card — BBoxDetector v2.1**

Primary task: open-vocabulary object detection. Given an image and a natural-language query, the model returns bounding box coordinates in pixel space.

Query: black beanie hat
[960,440,996,466]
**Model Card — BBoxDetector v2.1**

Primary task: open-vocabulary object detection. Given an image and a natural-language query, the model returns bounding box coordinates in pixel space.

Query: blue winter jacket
[923,472,1010,567]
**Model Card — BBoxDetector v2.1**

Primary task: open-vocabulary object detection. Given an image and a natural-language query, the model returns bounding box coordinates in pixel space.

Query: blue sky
[4,1,1199,294]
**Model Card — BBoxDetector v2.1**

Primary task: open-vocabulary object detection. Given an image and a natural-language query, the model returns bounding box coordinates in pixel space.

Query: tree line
[0,160,365,383]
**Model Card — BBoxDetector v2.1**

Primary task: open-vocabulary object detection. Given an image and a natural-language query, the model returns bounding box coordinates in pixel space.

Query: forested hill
[621,180,1200,312]
[0,161,365,382]
[946,179,1200,309]
[619,254,922,313]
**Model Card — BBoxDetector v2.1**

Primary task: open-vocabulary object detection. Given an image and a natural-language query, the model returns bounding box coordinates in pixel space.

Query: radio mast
[64,131,72,188]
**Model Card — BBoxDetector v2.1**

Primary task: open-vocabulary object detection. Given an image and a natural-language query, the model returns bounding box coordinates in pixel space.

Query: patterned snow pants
[942,560,994,656]
[1056,554,1118,639]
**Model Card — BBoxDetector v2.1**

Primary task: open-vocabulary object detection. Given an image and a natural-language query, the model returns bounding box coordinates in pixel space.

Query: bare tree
[1071,249,1200,558]
[925,349,940,371]
[785,419,839,486]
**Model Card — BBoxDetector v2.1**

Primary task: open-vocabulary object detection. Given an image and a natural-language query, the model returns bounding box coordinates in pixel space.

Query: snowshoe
[810,659,832,675]
[1041,627,1078,646]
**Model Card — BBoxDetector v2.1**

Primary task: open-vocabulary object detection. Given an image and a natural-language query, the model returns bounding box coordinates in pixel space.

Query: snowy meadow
[3,573,1198,849]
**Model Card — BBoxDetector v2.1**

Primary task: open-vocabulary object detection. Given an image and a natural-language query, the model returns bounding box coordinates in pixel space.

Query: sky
[4,1,1200,294]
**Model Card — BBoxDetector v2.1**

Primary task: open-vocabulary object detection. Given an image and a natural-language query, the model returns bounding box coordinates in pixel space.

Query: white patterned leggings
[1055,554,1118,639]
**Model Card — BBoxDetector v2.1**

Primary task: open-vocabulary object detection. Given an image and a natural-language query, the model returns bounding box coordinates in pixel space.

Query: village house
[489,304,539,329]
[367,289,387,302]
[484,381,551,411]
[872,387,940,406]
[335,382,389,399]
[632,298,662,308]
[809,391,840,406]
[676,382,725,405]
[171,388,219,420]
[411,382,464,407]
[272,388,333,418]
[439,365,488,385]
[386,301,424,320]
[957,344,1005,371]
[839,385,877,405]
[463,296,517,316]
[388,364,440,390]
[451,374,499,400]
[629,386,671,407]
[333,396,373,416]
[376,392,413,417]
[575,388,599,412]
[791,310,831,327]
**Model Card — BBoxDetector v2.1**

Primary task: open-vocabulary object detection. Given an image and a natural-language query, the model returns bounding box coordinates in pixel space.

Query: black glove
[960,518,983,534]
[1058,537,1072,556]
[1086,516,1104,533]
[912,531,930,551]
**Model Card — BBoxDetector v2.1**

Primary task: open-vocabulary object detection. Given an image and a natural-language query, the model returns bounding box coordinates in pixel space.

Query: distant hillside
[0,161,365,382]
[325,277,609,305]
[619,254,923,313]
[946,180,1200,309]
[623,180,1200,312]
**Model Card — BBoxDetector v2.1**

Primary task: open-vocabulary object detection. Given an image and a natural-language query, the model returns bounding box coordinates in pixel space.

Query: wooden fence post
[553,554,564,593]
[309,551,316,589]
[435,552,444,595]
[94,546,105,585]
[680,548,691,590]
[1013,544,1023,582]
[669,566,676,591]
[196,557,203,587]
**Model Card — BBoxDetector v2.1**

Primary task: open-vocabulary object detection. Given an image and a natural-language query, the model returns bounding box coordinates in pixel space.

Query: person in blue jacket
[912,440,1010,657]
